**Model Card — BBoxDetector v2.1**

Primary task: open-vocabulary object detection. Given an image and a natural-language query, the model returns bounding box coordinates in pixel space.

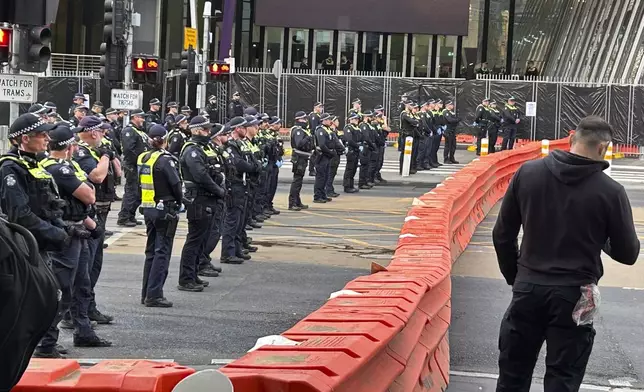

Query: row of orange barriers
[14,137,571,392]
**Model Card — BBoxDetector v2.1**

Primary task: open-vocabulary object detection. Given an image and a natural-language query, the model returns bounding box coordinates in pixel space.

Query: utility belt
[184,185,219,199]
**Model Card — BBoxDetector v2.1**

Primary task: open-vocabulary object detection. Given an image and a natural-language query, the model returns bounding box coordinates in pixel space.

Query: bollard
[541,139,550,157]
[402,137,413,177]
[604,142,613,176]
[639,146,644,161]
[481,138,489,156]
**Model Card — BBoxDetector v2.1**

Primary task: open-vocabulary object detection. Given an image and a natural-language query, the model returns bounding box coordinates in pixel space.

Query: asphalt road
[449,189,644,390]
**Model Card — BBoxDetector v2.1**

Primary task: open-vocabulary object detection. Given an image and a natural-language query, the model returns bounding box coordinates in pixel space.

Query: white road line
[623,287,644,291]
[104,227,137,246]
[211,359,235,365]
[449,370,642,391]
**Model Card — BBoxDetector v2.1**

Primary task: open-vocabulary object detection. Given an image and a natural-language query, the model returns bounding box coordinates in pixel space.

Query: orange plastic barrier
[220,136,571,392]
[13,359,195,392]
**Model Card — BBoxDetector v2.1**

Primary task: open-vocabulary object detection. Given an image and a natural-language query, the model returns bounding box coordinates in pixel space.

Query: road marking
[449,371,643,391]
[296,227,391,249]
[78,359,175,366]
[300,210,401,232]
[211,359,235,365]
[104,227,137,246]
[622,287,644,291]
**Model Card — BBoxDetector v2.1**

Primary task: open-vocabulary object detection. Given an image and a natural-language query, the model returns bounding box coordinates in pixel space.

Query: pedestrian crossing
[610,165,644,184]
[280,159,468,177]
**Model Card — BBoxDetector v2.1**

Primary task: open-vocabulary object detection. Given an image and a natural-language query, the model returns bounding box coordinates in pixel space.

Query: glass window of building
[361,32,382,72]
[288,29,309,69]
[338,31,357,71]
[462,0,485,77]
[313,30,333,70]
[437,36,457,77]
[487,0,510,73]
[264,27,284,68]
[412,34,430,77]
[388,34,405,73]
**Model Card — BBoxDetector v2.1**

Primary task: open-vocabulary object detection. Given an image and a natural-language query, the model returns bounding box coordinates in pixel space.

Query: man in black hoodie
[493,116,639,392]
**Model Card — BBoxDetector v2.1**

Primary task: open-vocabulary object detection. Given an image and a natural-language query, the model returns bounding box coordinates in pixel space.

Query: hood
[544,149,608,185]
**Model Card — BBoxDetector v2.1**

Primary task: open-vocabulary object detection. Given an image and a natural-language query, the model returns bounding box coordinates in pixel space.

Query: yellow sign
[183,27,197,50]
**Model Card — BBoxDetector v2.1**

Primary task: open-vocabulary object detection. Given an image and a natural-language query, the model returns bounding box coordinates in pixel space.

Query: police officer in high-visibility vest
[348,98,363,123]
[308,102,324,176]
[41,125,112,354]
[179,116,226,292]
[313,113,336,203]
[373,105,389,184]
[138,125,183,307]
[167,114,190,157]
[118,109,150,227]
[288,111,313,210]
[264,116,284,215]
[325,116,345,198]
[0,114,72,358]
[342,112,362,193]
[500,96,522,151]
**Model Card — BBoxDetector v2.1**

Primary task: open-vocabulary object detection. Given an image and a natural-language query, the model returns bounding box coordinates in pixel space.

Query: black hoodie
[493,149,640,286]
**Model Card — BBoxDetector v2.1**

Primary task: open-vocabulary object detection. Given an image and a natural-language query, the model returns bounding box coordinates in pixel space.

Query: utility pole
[198,1,211,109]
[123,0,133,90]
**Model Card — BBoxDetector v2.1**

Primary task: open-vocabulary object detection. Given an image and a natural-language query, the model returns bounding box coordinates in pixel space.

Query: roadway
[449,188,644,390]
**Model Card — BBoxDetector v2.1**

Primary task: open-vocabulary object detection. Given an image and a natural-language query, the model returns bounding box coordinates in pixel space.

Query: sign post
[0,74,38,104]
[183,27,198,51]
[110,89,144,110]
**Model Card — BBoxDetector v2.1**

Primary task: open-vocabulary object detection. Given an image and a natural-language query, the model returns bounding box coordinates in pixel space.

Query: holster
[164,214,179,238]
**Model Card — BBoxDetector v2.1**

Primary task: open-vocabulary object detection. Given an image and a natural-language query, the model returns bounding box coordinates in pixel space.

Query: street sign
[0,74,37,104]
[272,59,282,79]
[110,89,143,110]
[183,27,197,50]
[224,57,236,74]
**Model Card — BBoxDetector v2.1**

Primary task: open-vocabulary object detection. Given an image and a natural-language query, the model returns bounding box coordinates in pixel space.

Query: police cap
[294,111,308,120]
[105,107,118,115]
[149,124,168,139]
[351,98,361,105]
[74,104,89,112]
[228,116,247,128]
[9,113,57,139]
[446,100,454,105]
[232,91,241,97]
[167,101,179,108]
[244,115,260,126]
[174,114,188,124]
[209,123,224,138]
[435,99,443,104]
[314,101,324,108]
[362,110,374,117]
[268,117,282,126]
[244,107,258,116]
[28,103,48,115]
[319,112,332,122]
[93,101,104,108]
[149,98,162,106]
[49,125,79,147]
[347,112,360,121]
[73,93,85,100]
[79,116,111,132]
[208,95,217,101]
[181,105,191,112]
[259,113,270,121]
[330,115,338,122]
[189,116,213,129]
[131,109,145,117]
[508,96,516,102]
[483,97,490,102]
[374,104,384,112]
[44,101,57,111]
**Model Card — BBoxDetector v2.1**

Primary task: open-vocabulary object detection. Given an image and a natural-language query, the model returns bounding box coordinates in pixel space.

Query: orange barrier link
[14,359,195,392]
[220,136,572,391]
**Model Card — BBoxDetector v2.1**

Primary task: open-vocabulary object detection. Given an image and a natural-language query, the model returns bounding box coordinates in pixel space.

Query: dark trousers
[266,163,279,209]
[308,151,317,174]
[488,126,499,154]
[430,133,442,165]
[221,185,246,258]
[497,282,595,392]
[343,150,359,190]
[368,148,379,182]
[253,170,268,217]
[476,126,487,155]
[358,149,371,185]
[289,157,308,207]
[325,154,341,194]
[117,165,140,222]
[314,155,330,200]
[39,237,94,350]
[415,137,427,168]
[179,199,216,285]
[87,206,109,314]
[199,201,225,268]
[376,146,385,179]
[443,130,457,161]
[501,127,517,150]
[142,210,176,300]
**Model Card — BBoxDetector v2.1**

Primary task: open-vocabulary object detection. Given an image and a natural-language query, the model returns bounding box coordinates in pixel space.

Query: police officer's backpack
[0,216,59,392]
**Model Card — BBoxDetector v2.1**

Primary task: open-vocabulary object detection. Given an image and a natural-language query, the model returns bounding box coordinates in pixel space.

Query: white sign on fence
[0,74,38,104]
[110,89,144,110]
[525,101,537,117]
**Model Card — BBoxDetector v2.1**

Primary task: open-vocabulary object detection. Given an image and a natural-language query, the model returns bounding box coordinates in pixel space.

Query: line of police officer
[474,97,523,155]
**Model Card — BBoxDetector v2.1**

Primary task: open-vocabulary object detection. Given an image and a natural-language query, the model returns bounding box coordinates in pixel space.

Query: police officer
[313,113,335,203]
[221,117,261,263]
[41,126,112,353]
[288,111,313,210]
[205,95,219,122]
[44,101,60,124]
[487,101,502,154]
[228,92,244,119]
[430,100,445,166]
[118,109,150,227]
[167,114,190,157]
[348,98,363,122]
[165,102,179,128]
[475,98,490,155]
[399,101,420,175]
[74,116,119,325]
[265,116,284,214]
[342,113,362,193]
[179,116,226,291]
[358,111,376,189]
[325,116,345,198]
[145,98,163,127]
[68,93,85,120]
[138,125,183,307]
[416,101,432,170]
[308,102,324,176]
[180,106,193,121]
[100,115,122,157]
[241,116,264,231]
[373,105,389,184]
[442,101,460,164]
[501,97,522,151]
[91,102,104,116]
[69,104,88,127]
[105,108,123,144]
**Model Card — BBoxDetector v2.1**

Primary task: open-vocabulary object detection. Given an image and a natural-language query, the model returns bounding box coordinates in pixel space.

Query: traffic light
[103,0,126,44]
[0,27,10,64]
[208,61,231,81]
[180,48,197,81]
[100,42,125,85]
[132,55,160,84]
[18,25,52,73]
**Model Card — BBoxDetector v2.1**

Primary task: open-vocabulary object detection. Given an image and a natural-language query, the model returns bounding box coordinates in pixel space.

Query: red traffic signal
[133,56,146,71]
[0,28,10,48]
[132,55,160,84]
[208,61,230,79]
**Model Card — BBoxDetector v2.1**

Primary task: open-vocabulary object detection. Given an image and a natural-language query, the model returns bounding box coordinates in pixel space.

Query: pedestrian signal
[208,61,230,81]
[132,55,160,84]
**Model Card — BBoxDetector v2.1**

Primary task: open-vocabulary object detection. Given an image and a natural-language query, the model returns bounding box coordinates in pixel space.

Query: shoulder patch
[169,160,176,168]
[125,132,131,137]
[4,174,16,187]
[296,131,301,135]
[191,151,197,158]
[319,131,324,135]
[60,166,72,175]
[227,147,233,153]
[77,150,85,157]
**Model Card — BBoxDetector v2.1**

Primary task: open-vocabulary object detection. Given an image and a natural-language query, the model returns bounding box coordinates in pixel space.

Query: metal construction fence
[231,68,644,146]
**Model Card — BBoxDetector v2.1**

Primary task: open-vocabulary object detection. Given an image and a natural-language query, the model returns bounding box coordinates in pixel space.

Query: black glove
[215,186,226,199]
[90,225,105,239]
[98,147,115,160]
[66,224,91,239]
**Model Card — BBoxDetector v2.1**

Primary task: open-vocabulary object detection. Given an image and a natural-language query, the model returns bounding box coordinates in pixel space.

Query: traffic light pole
[198,1,211,109]
[8,24,20,125]
[123,0,133,90]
